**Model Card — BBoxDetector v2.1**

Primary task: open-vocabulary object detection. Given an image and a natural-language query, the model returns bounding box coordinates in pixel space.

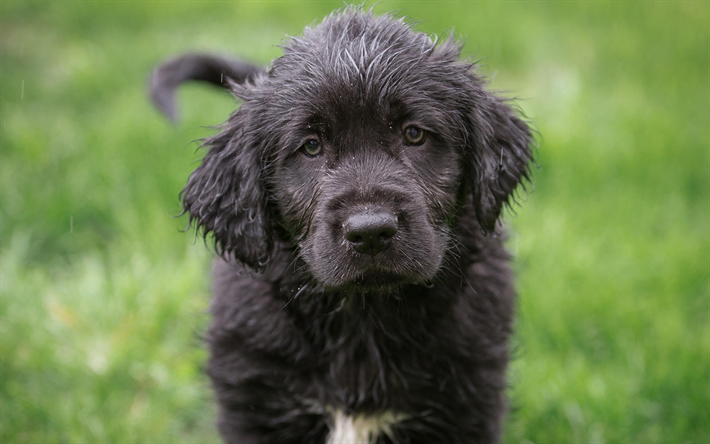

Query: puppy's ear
[181,106,272,268]
[466,93,534,233]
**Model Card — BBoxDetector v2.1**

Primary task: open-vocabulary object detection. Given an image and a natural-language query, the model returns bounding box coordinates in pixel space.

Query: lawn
[1,1,708,443]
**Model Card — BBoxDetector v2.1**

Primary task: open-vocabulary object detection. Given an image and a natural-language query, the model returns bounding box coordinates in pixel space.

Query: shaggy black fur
[150,8,533,444]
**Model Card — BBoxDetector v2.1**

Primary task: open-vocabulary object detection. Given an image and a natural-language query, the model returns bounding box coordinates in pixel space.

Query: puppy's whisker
[280,280,312,310]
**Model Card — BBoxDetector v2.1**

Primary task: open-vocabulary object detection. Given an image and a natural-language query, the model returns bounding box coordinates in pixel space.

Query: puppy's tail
[148,53,262,122]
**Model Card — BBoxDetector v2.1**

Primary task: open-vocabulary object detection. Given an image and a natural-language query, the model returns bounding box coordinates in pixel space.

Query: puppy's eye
[403,126,426,145]
[301,139,322,157]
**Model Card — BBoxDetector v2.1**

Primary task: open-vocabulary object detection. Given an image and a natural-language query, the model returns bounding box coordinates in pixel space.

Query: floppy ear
[466,93,534,233]
[181,106,272,268]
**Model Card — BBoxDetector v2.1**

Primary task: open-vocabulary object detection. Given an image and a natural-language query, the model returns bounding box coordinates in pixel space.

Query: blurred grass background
[1,1,708,443]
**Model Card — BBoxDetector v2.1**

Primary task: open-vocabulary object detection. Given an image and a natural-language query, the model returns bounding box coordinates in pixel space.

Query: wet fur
[150,7,533,444]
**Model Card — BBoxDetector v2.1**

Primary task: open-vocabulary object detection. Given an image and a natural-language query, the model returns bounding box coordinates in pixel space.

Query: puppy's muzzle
[343,211,398,256]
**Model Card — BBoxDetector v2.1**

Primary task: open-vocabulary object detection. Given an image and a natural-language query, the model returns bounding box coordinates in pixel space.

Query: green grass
[1,1,708,443]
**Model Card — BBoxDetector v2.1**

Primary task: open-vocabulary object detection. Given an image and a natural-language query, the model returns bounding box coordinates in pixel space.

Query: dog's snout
[343,212,398,256]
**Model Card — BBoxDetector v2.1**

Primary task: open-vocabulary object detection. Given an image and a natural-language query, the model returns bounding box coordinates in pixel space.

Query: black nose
[343,212,398,256]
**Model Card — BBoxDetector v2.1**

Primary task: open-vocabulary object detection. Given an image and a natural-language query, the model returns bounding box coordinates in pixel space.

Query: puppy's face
[270,82,463,289]
[181,12,533,289]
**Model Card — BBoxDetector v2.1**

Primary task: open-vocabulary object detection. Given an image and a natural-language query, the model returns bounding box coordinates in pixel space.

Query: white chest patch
[327,409,405,444]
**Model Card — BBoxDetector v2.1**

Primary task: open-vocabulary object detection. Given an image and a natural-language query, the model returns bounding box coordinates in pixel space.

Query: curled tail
[148,53,262,121]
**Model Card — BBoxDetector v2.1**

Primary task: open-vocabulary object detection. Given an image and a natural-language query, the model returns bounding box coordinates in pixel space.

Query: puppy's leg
[212,377,329,444]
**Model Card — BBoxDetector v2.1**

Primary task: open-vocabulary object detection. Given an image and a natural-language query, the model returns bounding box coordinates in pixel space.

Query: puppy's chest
[303,314,420,400]
[289,294,460,441]
[325,408,405,444]
[296,299,449,398]
[309,341,412,444]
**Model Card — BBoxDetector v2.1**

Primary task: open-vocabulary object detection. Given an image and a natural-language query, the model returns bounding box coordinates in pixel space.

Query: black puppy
[150,8,533,444]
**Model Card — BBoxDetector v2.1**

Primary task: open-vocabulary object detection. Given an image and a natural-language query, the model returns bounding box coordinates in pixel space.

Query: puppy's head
[181,10,533,288]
